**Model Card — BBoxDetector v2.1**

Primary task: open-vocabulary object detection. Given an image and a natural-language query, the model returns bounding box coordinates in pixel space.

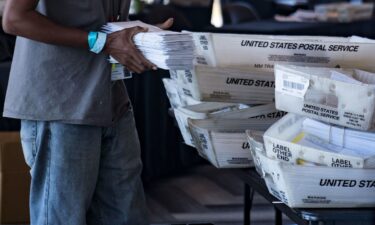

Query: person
[2,0,173,224]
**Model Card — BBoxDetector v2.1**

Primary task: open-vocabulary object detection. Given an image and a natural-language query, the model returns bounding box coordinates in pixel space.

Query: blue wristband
[90,32,107,54]
[88,32,98,49]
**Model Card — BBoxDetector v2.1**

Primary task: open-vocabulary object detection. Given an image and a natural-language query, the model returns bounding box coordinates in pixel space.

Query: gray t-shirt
[3,0,131,126]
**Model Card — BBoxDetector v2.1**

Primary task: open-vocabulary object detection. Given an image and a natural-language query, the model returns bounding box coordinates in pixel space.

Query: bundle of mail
[263,114,375,169]
[302,119,375,157]
[315,2,374,23]
[275,64,375,130]
[170,65,275,104]
[102,21,194,70]
[246,130,375,208]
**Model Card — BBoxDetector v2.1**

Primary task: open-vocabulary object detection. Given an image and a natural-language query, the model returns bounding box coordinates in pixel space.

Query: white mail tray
[172,65,274,104]
[263,113,375,168]
[249,140,375,208]
[174,102,247,147]
[193,33,375,72]
[175,103,281,147]
[275,64,375,130]
[189,118,276,168]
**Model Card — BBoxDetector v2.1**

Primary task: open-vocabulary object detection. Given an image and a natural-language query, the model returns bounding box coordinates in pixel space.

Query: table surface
[238,169,375,225]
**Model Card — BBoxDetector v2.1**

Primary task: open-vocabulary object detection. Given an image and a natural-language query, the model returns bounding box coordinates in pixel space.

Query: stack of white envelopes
[275,64,375,130]
[246,130,375,208]
[103,21,194,70]
[302,118,375,157]
[263,114,375,168]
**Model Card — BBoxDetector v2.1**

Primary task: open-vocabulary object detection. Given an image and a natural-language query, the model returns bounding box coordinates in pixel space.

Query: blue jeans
[20,109,148,225]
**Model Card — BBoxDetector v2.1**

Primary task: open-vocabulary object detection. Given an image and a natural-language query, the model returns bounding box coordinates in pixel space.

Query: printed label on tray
[318,179,375,188]
[331,158,353,168]
[301,102,367,128]
[276,72,310,98]
[302,196,331,204]
[301,103,340,121]
[343,111,366,129]
[225,77,275,88]
[251,111,287,119]
[184,70,194,83]
[242,142,250,150]
[272,143,292,162]
[226,157,251,165]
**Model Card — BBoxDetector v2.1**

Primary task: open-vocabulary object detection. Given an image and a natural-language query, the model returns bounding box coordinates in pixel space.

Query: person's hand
[104,18,174,74]
[104,26,156,74]
[156,18,174,30]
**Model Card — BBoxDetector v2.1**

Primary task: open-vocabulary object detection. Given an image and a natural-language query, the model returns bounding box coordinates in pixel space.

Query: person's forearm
[3,0,88,49]
[2,0,171,73]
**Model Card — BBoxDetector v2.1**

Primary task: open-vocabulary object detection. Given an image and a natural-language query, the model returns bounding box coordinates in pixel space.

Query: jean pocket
[20,120,38,167]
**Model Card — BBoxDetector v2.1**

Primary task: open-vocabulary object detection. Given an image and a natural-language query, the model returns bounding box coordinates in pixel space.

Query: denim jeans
[20,109,148,225]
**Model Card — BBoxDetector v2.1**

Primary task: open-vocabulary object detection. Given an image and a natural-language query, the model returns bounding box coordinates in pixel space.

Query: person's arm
[2,0,158,73]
